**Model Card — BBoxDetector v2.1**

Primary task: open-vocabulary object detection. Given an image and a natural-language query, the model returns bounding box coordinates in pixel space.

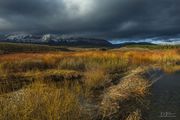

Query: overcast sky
[0,0,180,38]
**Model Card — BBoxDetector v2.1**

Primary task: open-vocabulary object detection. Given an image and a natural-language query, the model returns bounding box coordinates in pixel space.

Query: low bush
[1,60,52,73]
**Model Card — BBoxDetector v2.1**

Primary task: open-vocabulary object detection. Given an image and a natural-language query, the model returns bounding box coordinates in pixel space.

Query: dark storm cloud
[0,0,180,38]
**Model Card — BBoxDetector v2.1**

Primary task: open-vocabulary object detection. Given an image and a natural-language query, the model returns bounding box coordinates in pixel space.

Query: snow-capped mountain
[1,33,180,46]
[0,34,112,46]
[6,33,32,41]
[4,33,42,43]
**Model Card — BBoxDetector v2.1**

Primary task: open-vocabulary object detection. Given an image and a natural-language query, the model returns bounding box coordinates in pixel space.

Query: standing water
[148,71,180,120]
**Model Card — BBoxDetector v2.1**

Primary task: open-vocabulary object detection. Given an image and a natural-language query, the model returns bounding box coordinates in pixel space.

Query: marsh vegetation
[0,43,180,120]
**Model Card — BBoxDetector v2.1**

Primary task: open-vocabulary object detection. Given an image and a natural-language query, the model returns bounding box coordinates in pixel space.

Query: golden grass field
[0,44,180,120]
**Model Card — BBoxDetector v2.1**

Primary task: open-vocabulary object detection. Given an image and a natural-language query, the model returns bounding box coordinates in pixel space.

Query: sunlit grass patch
[84,68,108,90]
[0,82,90,120]
[57,57,86,71]
[100,68,150,120]
[0,46,180,120]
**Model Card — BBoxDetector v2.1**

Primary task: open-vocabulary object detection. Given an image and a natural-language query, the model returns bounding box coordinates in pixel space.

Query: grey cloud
[0,0,180,38]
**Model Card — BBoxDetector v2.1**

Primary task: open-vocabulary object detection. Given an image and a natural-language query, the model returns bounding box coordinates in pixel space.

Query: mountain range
[0,34,111,46]
[0,34,180,46]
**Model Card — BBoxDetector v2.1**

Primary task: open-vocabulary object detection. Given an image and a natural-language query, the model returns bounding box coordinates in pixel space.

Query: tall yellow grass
[0,48,179,120]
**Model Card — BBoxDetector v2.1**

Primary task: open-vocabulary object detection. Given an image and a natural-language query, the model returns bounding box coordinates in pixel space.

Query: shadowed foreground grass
[0,47,180,120]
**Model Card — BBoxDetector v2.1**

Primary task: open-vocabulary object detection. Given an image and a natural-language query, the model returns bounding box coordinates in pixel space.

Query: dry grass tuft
[125,109,142,120]
[84,68,108,89]
[57,57,86,71]
[100,68,150,120]
[0,82,90,120]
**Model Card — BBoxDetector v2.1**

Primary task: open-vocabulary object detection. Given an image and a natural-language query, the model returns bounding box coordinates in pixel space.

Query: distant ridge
[1,34,180,47]
[113,42,156,47]
[0,34,112,47]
